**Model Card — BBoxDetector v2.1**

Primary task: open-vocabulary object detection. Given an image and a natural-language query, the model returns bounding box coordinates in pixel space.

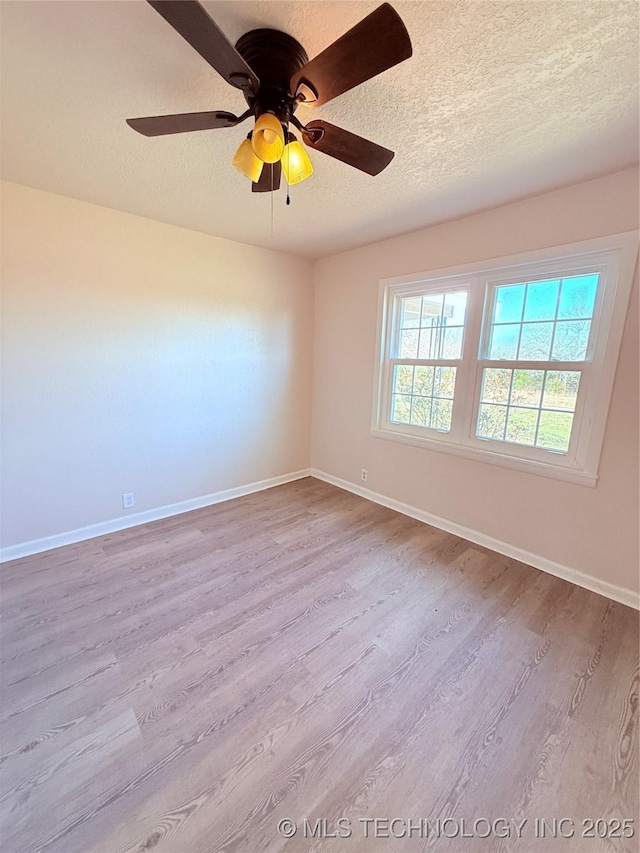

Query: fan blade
[290,3,411,107]
[252,161,281,193]
[147,0,259,95]
[127,110,249,137]
[301,120,393,176]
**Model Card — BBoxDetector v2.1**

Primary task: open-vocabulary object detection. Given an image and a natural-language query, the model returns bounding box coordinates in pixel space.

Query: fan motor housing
[235,28,308,121]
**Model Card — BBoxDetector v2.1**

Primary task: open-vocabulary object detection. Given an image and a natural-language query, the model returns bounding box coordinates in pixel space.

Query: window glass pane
[551,320,590,361]
[421,293,445,323]
[391,394,412,424]
[476,368,581,451]
[488,275,597,363]
[399,289,468,362]
[433,366,456,398]
[431,398,453,431]
[523,280,559,321]
[444,291,468,325]
[441,326,464,359]
[494,284,525,323]
[418,326,439,359]
[413,365,434,395]
[477,404,507,440]
[410,396,431,426]
[557,274,598,320]
[399,329,419,358]
[488,324,519,359]
[393,364,414,394]
[390,365,456,433]
[541,371,580,410]
[518,322,553,360]
[400,297,422,328]
[510,370,544,407]
[505,407,538,445]
[536,411,574,451]
[481,368,512,404]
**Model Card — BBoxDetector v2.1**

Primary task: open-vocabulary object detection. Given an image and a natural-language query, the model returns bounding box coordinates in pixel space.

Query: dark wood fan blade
[252,161,281,193]
[290,3,411,108]
[147,0,259,94]
[127,110,249,137]
[301,120,394,176]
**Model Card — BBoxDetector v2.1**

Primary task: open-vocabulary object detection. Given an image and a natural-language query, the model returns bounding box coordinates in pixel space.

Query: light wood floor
[1,478,638,853]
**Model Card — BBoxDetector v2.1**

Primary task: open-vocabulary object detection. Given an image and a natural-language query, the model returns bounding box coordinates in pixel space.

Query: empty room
[1,1,638,851]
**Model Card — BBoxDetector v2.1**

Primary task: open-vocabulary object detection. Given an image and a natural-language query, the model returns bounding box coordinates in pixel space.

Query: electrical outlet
[361,469,368,482]
[122,492,135,509]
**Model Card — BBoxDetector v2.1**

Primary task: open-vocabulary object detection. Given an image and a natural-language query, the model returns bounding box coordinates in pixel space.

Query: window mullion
[389,358,461,367]
[452,276,484,443]
[476,358,585,371]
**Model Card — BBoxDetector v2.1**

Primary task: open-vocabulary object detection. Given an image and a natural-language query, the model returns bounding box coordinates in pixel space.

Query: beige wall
[3,170,638,598]
[1,181,313,547]
[311,167,639,595]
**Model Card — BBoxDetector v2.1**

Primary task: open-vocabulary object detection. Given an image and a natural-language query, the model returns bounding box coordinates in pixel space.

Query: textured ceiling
[1,1,638,258]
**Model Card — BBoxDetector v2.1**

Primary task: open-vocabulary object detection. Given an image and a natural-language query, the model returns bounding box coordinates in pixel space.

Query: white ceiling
[1,1,638,258]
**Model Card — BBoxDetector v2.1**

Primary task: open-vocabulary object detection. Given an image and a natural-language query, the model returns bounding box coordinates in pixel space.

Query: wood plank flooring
[1,477,638,852]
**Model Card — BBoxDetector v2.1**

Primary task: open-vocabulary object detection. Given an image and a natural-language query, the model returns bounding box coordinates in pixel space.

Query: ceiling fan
[126,1,412,192]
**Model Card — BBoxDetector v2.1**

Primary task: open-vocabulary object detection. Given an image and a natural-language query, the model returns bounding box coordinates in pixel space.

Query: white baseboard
[0,469,312,563]
[4,466,637,611]
[310,469,640,611]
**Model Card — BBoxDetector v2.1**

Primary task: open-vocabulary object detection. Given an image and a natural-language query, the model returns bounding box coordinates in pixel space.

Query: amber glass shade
[281,138,314,185]
[251,113,285,164]
[232,137,264,182]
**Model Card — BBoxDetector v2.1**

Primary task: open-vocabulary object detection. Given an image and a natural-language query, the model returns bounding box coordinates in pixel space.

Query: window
[372,232,638,485]
[391,289,467,433]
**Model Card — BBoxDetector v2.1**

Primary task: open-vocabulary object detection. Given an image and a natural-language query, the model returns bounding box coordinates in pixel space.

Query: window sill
[369,426,598,487]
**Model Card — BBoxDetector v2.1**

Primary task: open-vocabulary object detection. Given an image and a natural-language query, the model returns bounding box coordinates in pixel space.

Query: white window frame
[371,231,638,486]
